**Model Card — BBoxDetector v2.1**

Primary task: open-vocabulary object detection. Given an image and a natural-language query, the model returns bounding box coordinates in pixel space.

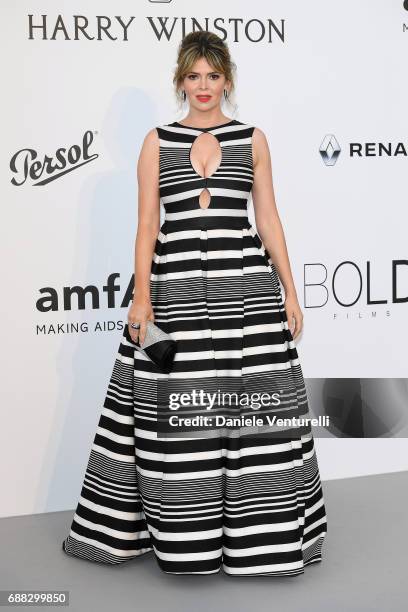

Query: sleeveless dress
[62,119,328,576]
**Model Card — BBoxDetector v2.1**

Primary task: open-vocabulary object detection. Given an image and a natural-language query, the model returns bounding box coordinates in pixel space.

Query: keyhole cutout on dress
[189,132,222,209]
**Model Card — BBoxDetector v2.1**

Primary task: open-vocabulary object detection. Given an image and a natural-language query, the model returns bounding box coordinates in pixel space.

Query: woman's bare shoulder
[251,126,271,166]
[143,126,160,145]
[252,125,268,142]
[137,128,160,180]
[138,127,160,160]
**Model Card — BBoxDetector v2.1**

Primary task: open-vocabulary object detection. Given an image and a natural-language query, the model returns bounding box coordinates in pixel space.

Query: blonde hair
[173,31,237,114]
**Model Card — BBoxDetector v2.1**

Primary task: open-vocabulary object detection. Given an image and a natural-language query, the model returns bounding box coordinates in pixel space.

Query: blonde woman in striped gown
[62,30,328,577]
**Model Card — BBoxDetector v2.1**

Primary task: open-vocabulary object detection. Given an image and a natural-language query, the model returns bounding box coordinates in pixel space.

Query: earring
[182,90,186,102]
[224,89,229,100]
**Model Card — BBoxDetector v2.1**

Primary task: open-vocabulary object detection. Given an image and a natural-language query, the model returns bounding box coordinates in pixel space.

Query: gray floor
[1,471,407,612]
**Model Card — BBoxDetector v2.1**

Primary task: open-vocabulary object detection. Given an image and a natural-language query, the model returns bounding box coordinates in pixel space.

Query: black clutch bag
[128,320,177,374]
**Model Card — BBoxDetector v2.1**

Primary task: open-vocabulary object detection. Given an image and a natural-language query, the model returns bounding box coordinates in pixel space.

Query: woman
[62,30,327,576]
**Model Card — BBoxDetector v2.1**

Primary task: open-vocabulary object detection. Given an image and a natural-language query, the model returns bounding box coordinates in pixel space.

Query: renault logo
[319,134,341,166]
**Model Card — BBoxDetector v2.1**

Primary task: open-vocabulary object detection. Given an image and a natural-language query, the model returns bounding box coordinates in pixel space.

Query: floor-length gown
[62,119,328,576]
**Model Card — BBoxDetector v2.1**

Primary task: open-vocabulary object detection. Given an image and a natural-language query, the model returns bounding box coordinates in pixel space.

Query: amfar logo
[36,273,134,335]
[320,133,408,165]
[36,273,133,313]
[10,130,99,187]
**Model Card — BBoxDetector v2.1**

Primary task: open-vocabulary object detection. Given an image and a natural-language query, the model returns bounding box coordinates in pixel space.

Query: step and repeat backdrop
[2,1,408,517]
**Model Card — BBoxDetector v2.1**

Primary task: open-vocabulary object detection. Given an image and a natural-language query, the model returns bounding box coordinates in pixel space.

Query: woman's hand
[128,297,155,345]
[284,292,303,340]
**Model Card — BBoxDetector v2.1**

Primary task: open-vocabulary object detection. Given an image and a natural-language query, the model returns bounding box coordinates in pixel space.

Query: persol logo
[10,130,99,186]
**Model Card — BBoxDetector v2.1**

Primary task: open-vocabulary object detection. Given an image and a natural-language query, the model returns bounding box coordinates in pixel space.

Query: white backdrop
[2,0,407,518]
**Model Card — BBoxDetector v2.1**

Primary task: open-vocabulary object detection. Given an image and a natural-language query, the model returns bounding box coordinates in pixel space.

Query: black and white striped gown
[62,119,328,576]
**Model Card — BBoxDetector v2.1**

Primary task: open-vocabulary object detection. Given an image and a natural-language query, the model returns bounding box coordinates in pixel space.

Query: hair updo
[173,31,237,113]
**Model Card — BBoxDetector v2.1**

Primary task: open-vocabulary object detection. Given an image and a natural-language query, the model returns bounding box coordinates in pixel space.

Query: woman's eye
[186,74,220,80]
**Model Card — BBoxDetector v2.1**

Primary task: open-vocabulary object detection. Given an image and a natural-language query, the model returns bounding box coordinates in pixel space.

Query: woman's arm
[128,128,161,345]
[251,127,303,339]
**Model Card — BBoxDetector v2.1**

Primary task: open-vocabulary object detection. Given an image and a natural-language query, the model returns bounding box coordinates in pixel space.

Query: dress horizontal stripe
[62,118,327,576]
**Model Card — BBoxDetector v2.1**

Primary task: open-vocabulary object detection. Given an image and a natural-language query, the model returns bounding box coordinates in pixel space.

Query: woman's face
[182,56,230,113]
